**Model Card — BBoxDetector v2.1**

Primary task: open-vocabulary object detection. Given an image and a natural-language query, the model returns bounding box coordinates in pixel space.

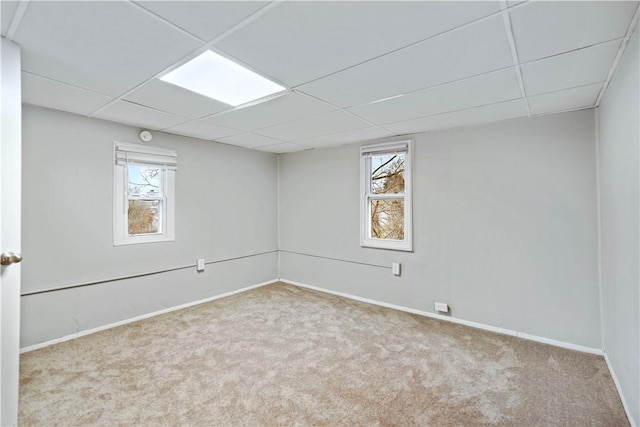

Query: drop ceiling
[2,1,638,154]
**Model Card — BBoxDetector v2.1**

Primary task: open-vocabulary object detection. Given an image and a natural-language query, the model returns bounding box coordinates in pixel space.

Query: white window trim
[113,141,176,246]
[360,140,413,252]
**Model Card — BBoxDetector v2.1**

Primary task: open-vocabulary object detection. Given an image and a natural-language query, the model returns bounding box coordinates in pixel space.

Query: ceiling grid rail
[5,0,30,41]
[93,0,532,124]
[154,3,531,133]
[7,0,637,152]
[595,3,640,107]
[499,0,531,117]
[287,1,531,91]
[87,0,287,118]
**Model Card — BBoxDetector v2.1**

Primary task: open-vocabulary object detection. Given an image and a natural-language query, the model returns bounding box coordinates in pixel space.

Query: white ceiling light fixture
[160,50,285,107]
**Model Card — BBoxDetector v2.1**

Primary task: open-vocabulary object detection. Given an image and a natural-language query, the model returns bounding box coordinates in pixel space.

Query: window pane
[128,200,161,235]
[370,154,405,194]
[128,165,162,197]
[370,199,404,240]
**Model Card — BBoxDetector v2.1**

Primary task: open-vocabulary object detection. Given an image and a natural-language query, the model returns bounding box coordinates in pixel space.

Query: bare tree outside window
[114,141,177,246]
[127,165,162,235]
[370,154,405,239]
[128,200,160,235]
[128,167,160,196]
[361,141,412,251]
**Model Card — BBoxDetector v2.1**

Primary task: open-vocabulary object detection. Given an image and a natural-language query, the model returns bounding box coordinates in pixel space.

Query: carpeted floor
[19,282,628,426]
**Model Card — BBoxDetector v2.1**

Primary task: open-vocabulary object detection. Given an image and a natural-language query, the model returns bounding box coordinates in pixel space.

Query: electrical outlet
[392,263,401,276]
[435,302,449,313]
[196,258,205,272]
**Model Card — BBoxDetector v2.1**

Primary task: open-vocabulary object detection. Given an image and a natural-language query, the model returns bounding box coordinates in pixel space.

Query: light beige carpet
[19,282,628,426]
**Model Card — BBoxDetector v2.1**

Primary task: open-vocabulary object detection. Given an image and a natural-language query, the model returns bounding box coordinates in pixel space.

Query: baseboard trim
[604,352,637,427]
[20,279,279,354]
[280,278,604,356]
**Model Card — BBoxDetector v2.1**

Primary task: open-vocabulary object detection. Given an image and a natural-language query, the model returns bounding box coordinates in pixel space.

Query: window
[360,140,413,251]
[114,142,177,245]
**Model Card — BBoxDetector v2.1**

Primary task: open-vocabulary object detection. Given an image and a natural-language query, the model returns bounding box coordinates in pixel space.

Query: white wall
[21,76,635,415]
[598,26,640,426]
[20,106,278,347]
[279,110,601,349]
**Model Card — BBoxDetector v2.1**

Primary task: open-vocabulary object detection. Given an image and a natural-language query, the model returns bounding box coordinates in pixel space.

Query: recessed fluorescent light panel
[160,51,284,106]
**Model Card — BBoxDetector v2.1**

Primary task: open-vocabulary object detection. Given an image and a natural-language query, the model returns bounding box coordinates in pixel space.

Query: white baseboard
[280,278,604,356]
[20,279,279,353]
[604,352,637,427]
[22,276,604,357]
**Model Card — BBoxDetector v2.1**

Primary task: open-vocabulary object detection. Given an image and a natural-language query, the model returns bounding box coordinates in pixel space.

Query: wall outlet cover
[392,263,401,276]
[435,302,449,313]
[196,258,205,272]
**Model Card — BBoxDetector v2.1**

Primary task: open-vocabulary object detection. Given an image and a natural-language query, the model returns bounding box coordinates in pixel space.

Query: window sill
[361,239,413,252]
[114,234,174,246]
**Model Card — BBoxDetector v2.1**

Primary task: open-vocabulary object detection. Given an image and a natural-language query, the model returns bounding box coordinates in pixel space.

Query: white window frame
[360,140,413,251]
[114,141,176,246]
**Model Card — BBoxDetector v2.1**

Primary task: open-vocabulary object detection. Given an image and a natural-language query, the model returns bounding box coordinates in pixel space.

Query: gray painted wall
[21,106,278,347]
[598,27,640,425]
[279,110,601,349]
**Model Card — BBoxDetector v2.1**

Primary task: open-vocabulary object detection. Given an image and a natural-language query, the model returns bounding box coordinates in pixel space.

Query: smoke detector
[139,130,152,142]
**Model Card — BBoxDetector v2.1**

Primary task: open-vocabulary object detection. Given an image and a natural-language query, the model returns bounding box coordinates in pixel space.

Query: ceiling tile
[299,16,513,108]
[205,92,335,132]
[14,1,201,96]
[164,120,241,141]
[1,1,18,37]
[216,133,284,149]
[510,1,638,62]
[22,73,112,116]
[385,99,528,134]
[93,101,188,130]
[528,83,602,115]
[255,111,371,142]
[125,80,230,119]
[133,1,268,41]
[216,1,501,86]
[521,40,621,96]
[298,127,395,149]
[256,143,311,154]
[350,68,522,125]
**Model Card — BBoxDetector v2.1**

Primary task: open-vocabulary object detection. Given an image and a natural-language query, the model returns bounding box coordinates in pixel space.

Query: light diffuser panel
[160,50,285,106]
